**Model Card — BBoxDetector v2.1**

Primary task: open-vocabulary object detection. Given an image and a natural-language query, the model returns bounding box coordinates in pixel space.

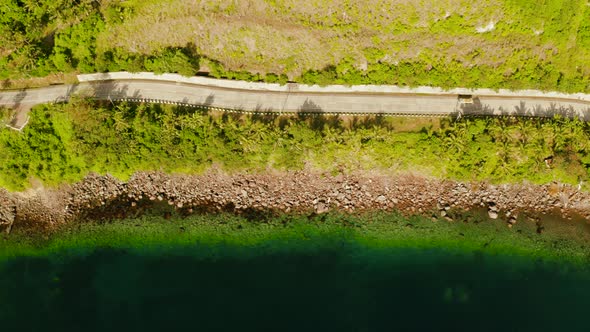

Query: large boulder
[488,210,498,219]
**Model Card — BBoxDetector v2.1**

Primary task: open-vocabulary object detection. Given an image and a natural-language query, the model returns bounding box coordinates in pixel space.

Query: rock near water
[1,172,589,231]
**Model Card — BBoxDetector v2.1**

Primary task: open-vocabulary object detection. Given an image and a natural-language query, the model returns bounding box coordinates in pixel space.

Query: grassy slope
[1,100,589,191]
[99,0,590,91]
[2,0,590,92]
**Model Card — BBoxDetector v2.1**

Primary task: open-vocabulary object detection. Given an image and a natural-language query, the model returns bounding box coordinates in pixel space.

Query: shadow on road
[52,83,82,104]
[349,113,394,130]
[89,81,218,118]
[246,98,399,132]
[11,89,27,110]
[87,81,141,102]
[173,95,214,116]
[460,97,590,120]
[296,98,342,132]
[250,104,279,124]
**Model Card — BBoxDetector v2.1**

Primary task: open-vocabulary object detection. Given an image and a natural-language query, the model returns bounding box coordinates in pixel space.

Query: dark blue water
[1,243,589,332]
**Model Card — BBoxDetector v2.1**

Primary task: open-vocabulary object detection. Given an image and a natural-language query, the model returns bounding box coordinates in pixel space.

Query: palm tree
[561,117,588,152]
[496,140,513,163]
[516,120,535,147]
[488,117,513,144]
[112,104,130,133]
[542,121,568,154]
[443,131,467,155]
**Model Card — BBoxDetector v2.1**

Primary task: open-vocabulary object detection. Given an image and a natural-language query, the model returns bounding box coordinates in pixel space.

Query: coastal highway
[2,72,590,129]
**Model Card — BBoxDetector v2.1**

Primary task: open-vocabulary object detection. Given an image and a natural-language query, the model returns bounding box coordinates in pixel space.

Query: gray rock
[316,201,329,214]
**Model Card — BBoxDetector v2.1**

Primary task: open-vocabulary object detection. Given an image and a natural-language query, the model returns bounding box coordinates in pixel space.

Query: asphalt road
[2,77,590,129]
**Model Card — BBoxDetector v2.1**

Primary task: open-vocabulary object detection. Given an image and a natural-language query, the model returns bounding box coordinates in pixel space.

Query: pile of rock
[65,173,125,218]
[0,189,15,233]
[1,171,589,232]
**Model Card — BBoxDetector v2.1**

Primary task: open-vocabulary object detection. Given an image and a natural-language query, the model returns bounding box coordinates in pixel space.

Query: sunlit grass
[1,101,589,191]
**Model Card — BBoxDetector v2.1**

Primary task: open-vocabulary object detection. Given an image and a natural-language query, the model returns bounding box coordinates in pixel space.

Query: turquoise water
[1,240,589,331]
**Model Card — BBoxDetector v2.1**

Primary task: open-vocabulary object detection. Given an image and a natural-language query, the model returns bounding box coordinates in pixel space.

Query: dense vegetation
[2,0,590,92]
[3,210,590,265]
[0,0,200,82]
[0,107,13,126]
[1,100,589,191]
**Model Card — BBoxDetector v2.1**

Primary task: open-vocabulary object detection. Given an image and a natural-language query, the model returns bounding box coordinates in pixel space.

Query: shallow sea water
[1,242,589,332]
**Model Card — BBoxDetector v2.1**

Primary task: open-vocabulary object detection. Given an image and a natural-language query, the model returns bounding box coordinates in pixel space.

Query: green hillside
[2,0,590,91]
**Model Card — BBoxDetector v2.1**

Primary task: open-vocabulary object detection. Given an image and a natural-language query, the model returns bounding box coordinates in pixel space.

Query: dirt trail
[1,171,589,234]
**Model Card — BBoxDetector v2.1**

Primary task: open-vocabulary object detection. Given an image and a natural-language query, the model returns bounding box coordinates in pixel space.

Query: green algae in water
[1,241,590,331]
[2,211,589,264]
[1,212,590,331]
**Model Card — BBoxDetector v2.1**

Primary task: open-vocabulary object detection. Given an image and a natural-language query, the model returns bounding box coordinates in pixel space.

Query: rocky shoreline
[1,171,590,234]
